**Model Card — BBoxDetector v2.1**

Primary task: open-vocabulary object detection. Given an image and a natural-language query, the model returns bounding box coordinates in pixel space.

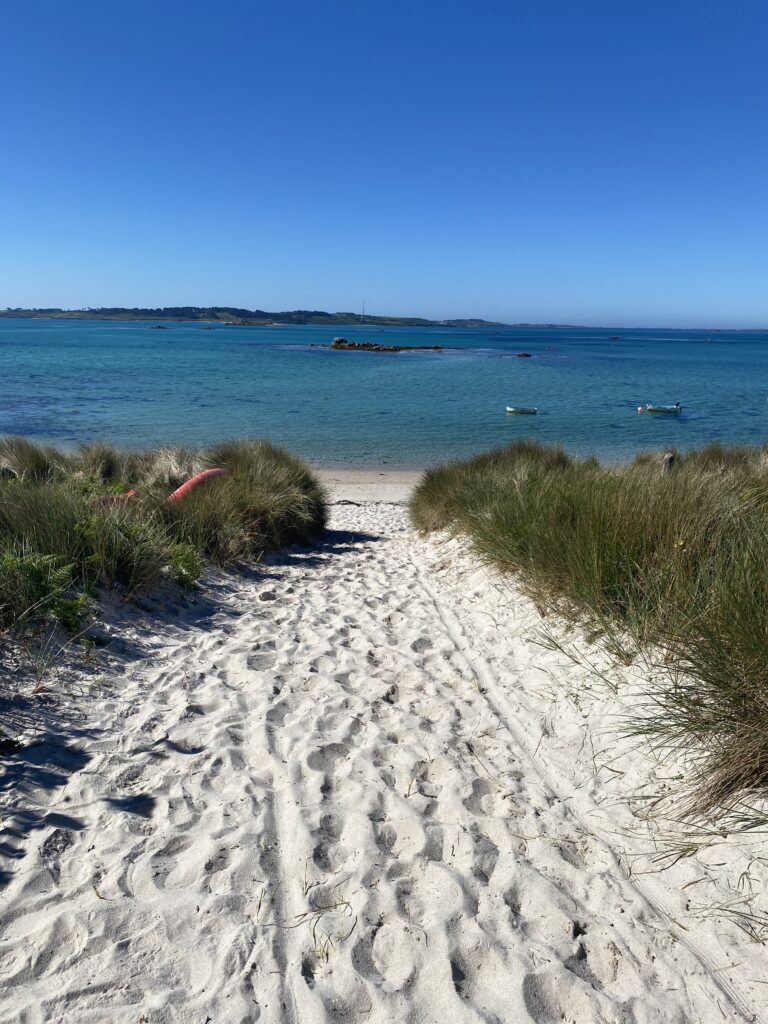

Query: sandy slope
[0,500,765,1023]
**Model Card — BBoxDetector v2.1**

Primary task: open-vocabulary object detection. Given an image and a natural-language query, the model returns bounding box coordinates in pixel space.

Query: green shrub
[167,543,203,586]
[0,437,327,636]
[51,594,90,634]
[74,511,171,592]
[0,551,74,627]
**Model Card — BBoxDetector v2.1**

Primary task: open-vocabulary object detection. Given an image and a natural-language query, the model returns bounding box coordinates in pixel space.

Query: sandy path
[0,502,761,1023]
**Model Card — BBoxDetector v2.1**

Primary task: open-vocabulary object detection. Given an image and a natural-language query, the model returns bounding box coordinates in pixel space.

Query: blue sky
[2,0,766,326]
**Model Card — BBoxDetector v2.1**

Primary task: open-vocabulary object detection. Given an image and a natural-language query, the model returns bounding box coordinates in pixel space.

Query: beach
[317,468,421,503]
[5,0,767,1017]
[1,472,765,1023]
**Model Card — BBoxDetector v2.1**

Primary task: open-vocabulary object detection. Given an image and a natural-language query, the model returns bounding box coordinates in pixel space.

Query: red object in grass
[90,468,226,508]
[91,489,138,506]
[166,467,226,504]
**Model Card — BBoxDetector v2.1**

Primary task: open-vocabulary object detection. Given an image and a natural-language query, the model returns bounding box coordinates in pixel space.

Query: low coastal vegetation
[0,306,502,328]
[410,441,768,816]
[0,437,326,636]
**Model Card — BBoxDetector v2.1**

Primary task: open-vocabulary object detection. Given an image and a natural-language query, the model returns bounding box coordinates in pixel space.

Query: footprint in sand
[410,636,433,654]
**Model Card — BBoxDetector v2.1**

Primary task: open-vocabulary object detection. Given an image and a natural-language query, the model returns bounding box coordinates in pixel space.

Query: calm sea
[2,319,766,468]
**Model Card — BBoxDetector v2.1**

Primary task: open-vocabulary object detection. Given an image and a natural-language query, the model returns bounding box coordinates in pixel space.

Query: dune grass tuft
[159,440,328,563]
[410,441,768,815]
[0,437,327,634]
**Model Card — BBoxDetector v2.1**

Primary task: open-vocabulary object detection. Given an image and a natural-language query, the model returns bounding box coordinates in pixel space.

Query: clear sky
[2,0,766,326]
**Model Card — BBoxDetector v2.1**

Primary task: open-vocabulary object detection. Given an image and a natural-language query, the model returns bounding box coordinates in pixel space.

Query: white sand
[1,488,766,1022]
[317,469,422,504]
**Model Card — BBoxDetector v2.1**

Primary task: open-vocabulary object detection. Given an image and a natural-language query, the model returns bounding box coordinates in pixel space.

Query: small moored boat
[644,402,681,414]
[506,406,538,415]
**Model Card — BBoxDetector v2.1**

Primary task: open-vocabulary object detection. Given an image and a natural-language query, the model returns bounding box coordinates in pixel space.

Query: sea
[2,318,766,468]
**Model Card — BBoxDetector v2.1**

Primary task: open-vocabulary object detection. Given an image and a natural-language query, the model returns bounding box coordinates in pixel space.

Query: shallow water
[2,319,766,467]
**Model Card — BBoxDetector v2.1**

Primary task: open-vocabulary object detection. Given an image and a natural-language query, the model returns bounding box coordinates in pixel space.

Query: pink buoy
[91,468,227,508]
[166,467,226,504]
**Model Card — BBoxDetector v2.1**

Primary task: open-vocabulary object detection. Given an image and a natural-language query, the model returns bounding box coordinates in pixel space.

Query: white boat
[645,402,681,414]
[506,406,538,415]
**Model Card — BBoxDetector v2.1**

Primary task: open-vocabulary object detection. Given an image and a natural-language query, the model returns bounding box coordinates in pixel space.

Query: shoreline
[316,467,422,503]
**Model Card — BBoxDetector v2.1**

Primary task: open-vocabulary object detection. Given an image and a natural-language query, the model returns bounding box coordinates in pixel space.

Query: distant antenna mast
[362,298,365,317]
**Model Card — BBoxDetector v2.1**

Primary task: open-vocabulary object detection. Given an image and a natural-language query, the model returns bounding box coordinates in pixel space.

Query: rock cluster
[330,337,443,353]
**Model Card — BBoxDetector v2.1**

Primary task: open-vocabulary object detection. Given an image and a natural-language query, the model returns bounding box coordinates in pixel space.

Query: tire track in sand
[406,534,760,1024]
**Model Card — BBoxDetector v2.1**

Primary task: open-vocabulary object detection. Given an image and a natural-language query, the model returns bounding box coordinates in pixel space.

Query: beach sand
[317,468,422,504]
[1,478,765,1022]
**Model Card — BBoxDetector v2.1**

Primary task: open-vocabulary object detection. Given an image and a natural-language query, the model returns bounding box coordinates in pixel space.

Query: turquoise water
[2,319,767,468]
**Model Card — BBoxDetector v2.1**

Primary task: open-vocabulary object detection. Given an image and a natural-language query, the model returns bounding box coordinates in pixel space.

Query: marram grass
[410,441,768,815]
[0,437,327,634]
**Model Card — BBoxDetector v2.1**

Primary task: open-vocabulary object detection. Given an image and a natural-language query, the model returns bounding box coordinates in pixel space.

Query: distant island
[3,310,766,331]
[0,306,503,328]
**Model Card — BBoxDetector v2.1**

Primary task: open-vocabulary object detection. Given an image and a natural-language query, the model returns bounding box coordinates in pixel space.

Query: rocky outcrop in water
[331,337,444,353]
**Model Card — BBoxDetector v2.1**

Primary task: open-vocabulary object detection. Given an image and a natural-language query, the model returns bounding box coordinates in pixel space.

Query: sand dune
[0,497,765,1023]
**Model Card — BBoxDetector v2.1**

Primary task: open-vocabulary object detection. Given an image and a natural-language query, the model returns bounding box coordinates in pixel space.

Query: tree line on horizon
[0,306,502,327]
